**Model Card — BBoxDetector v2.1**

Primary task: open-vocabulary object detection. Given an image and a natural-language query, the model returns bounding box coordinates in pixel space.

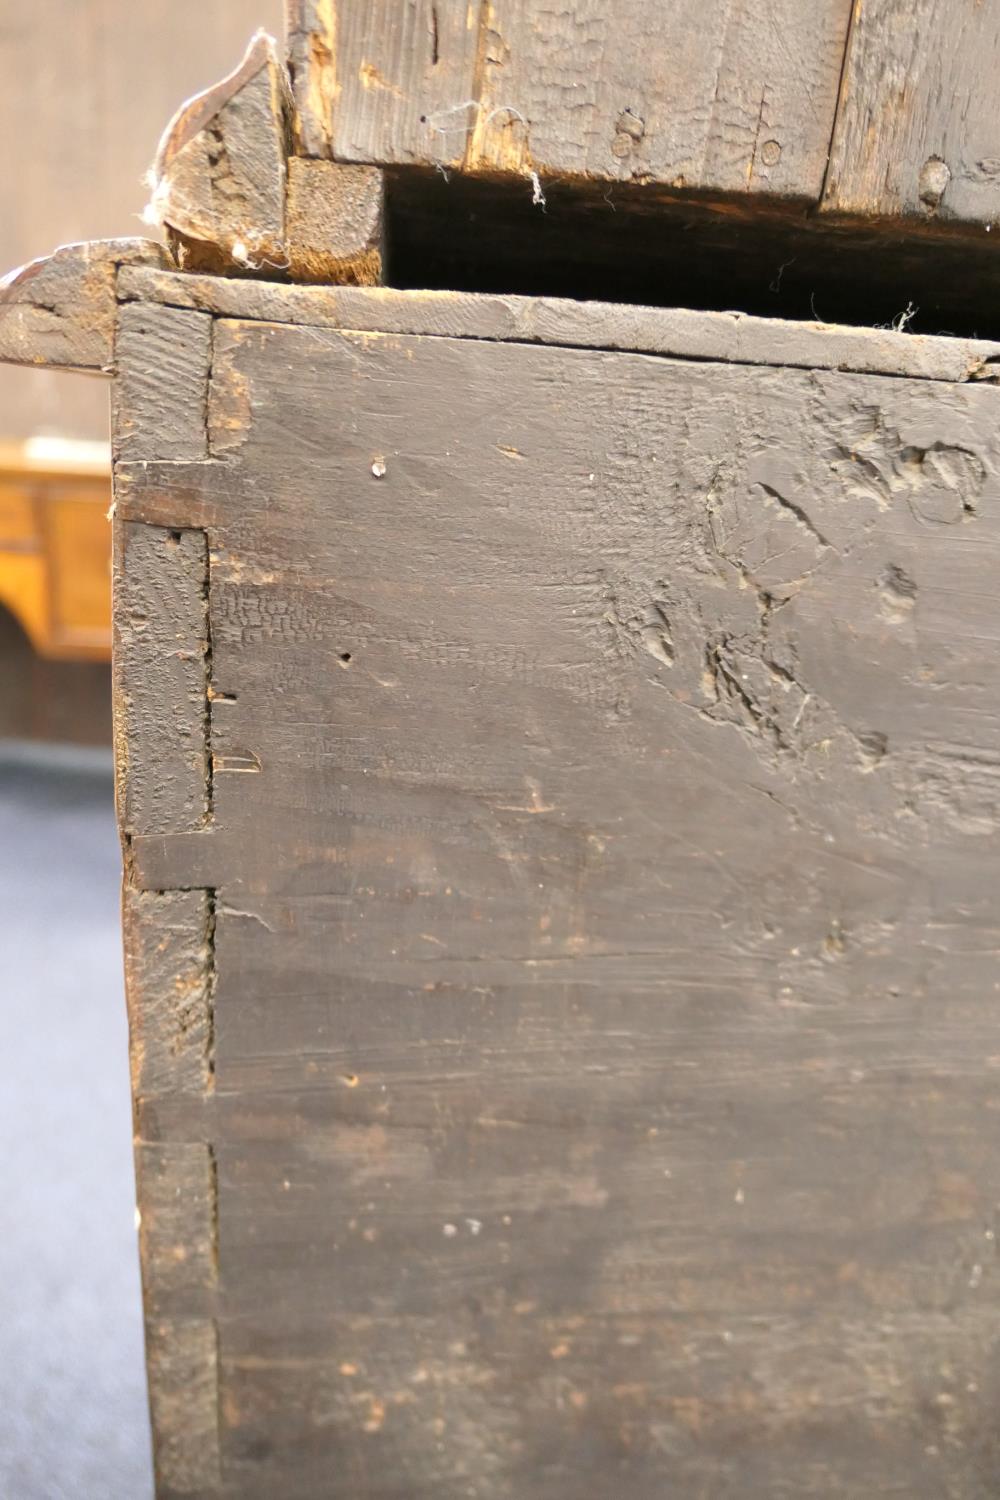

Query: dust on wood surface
[119,265,1000,385]
[149,31,293,275]
[3,7,1000,1493]
[147,29,383,284]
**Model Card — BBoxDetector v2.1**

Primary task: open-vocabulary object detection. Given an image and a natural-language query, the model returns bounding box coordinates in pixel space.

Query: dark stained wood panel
[120,264,1000,383]
[290,0,854,201]
[824,0,1000,226]
[115,298,1000,1496]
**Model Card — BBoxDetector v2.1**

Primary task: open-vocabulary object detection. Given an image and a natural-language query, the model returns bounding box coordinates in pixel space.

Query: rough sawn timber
[118,264,1000,384]
[146,30,384,283]
[108,281,1000,1498]
[287,0,1000,235]
[824,0,1000,227]
[0,239,169,372]
[287,0,854,200]
[148,30,293,274]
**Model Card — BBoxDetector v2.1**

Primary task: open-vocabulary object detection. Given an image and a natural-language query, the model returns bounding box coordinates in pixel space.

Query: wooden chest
[4,6,1000,1495]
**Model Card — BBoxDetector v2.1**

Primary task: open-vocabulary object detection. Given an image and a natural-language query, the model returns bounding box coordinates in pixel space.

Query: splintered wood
[146,30,383,282]
[0,239,169,371]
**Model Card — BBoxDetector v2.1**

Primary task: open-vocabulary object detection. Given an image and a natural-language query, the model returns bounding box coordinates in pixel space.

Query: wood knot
[919,156,951,210]
[611,108,645,158]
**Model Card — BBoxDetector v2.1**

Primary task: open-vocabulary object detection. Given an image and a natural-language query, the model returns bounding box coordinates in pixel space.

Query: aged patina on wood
[4,6,1000,1496]
[118,281,1000,1500]
[290,0,1000,231]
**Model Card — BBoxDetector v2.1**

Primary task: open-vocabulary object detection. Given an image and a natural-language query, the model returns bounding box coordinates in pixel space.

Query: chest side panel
[121,314,1000,1498]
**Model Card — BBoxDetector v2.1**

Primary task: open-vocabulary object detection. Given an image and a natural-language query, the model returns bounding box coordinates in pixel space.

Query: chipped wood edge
[285,0,337,159]
[0,239,171,372]
[117,265,1000,386]
[153,31,287,171]
[146,30,294,276]
[144,26,385,286]
[145,26,384,284]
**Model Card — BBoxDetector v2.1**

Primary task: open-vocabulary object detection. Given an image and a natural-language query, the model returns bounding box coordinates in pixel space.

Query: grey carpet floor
[0,744,153,1499]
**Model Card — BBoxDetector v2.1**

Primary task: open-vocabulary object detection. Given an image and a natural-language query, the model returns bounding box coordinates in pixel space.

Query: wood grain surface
[824,0,1000,226]
[119,265,1000,384]
[0,240,168,374]
[112,285,1000,1496]
[288,0,1000,238]
[148,31,292,276]
[289,0,854,201]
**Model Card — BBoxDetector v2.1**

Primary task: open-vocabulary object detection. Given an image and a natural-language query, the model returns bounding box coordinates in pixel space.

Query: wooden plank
[824,0,1000,226]
[285,0,339,158]
[113,303,212,461]
[124,887,214,1099]
[146,1318,220,1498]
[112,522,209,841]
[286,0,481,162]
[0,239,168,373]
[137,1140,220,1494]
[285,159,384,284]
[137,1143,217,1319]
[129,830,233,892]
[116,307,1000,1494]
[289,0,853,201]
[118,267,1000,385]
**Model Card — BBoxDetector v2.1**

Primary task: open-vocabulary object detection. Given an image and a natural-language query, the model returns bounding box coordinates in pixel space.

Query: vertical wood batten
[823,0,1000,227]
[111,287,223,1493]
[112,522,210,842]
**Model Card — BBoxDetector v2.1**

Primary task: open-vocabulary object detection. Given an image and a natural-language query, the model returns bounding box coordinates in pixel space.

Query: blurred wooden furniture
[0,439,112,661]
[0,439,113,744]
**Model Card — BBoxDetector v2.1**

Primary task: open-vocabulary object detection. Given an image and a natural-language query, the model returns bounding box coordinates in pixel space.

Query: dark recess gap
[385,167,1000,341]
